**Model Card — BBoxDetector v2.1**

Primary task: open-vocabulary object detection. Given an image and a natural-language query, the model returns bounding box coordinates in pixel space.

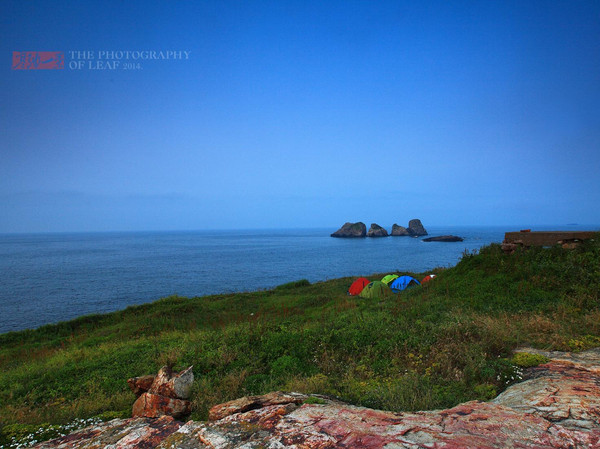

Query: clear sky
[2,0,599,232]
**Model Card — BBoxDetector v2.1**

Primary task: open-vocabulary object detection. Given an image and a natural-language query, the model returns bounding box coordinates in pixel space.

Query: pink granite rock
[32,415,181,449]
[130,366,194,419]
[208,390,306,421]
[157,400,599,448]
[127,374,155,397]
[494,347,600,431]
[33,348,600,448]
[132,392,192,419]
[148,365,194,400]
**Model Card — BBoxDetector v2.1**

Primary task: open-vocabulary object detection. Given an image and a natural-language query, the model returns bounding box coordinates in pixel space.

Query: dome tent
[421,274,436,284]
[390,276,420,293]
[381,274,399,285]
[359,281,393,299]
[348,277,370,296]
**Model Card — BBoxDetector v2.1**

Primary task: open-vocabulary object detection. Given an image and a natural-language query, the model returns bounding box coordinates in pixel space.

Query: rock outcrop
[391,219,428,236]
[209,391,306,421]
[31,416,182,449]
[33,348,600,448]
[391,224,410,236]
[127,374,155,396]
[407,218,428,236]
[366,223,388,237]
[423,235,464,242]
[330,222,366,238]
[493,347,600,431]
[130,366,193,420]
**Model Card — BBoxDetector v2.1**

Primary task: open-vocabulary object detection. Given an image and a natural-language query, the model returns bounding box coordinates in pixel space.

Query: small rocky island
[391,224,410,236]
[367,223,388,237]
[405,218,428,236]
[423,235,464,242]
[330,222,366,238]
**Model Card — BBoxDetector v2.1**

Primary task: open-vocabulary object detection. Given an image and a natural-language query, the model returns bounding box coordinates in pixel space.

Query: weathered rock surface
[330,221,366,238]
[130,366,193,419]
[132,392,192,419]
[367,223,389,237]
[208,391,307,421]
[494,347,600,431]
[407,218,428,236]
[391,223,410,236]
[148,365,194,400]
[127,374,156,396]
[33,348,600,448]
[32,415,181,449]
[422,235,464,242]
[158,399,600,448]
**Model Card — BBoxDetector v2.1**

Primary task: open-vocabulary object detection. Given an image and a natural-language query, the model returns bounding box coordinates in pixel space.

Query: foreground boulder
[148,365,194,400]
[33,348,600,448]
[366,223,389,237]
[130,366,193,419]
[330,222,366,238]
[127,374,155,396]
[391,223,410,236]
[423,235,464,242]
[132,392,192,420]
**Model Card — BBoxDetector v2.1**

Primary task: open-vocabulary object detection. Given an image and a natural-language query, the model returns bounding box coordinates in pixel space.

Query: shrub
[303,396,327,405]
[473,383,497,400]
[511,352,550,368]
[270,355,303,379]
[567,335,600,352]
[274,279,310,290]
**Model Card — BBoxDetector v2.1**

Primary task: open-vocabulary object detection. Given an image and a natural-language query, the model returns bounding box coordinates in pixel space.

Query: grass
[0,237,599,446]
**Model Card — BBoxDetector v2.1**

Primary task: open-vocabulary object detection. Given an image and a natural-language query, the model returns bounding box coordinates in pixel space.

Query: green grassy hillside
[1,239,599,445]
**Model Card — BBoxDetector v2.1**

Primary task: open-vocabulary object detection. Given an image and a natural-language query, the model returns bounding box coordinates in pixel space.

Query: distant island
[330,222,367,238]
[331,219,428,238]
[423,235,464,242]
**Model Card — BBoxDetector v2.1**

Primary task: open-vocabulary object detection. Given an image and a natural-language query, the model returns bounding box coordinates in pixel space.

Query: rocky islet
[332,219,431,238]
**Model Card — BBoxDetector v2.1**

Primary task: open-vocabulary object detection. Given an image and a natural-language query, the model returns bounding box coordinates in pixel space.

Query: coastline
[1,240,599,447]
[1,225,598,333]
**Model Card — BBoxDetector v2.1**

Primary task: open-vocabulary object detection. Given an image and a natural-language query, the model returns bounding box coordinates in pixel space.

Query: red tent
[421,274,436,284]
[348,277,370,296]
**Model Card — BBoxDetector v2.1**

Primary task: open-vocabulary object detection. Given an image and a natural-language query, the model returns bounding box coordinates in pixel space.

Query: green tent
[359,281,393,299]
[381,274,399,285]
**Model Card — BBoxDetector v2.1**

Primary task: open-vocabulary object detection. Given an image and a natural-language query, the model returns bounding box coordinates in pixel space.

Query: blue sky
[2,1,599,232]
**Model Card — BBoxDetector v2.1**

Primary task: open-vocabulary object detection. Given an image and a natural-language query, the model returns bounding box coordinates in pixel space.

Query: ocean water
[0,225,595,334]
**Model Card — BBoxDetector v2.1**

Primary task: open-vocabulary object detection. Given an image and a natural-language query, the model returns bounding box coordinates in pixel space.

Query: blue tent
[390,275,420,293]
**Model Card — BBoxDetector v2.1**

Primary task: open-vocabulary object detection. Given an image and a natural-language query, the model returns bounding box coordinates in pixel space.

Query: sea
[0,225,596,334]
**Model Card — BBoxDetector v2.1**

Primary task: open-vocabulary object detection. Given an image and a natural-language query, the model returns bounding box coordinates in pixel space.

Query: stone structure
[501,231,597,254]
